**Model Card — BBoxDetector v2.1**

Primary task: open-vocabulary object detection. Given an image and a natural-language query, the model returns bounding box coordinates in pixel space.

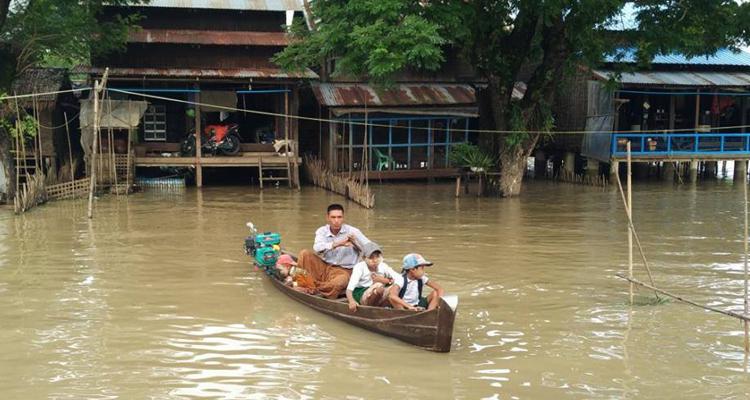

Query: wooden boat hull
[265,273,457,352]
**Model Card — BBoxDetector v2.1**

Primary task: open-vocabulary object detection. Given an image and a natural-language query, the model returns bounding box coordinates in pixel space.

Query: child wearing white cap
[388,253,444,311]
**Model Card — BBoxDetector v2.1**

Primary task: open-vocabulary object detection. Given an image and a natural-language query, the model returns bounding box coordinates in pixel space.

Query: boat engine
[244,222,281,272]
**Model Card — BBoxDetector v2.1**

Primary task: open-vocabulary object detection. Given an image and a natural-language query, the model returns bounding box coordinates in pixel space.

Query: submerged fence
[47,178,90,201]
[304,156,374,209]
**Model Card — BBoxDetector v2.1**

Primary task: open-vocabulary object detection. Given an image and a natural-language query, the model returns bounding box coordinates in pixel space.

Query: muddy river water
[1,181,749,399]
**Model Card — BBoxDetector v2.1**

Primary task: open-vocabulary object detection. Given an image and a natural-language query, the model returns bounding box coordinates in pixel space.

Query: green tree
[0,0,145,200]
[275,0,750,197]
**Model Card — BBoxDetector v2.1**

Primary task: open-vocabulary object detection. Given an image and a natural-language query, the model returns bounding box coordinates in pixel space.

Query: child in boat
[275,254,316,293]
[388,253,444,311]
[346,242,399,312]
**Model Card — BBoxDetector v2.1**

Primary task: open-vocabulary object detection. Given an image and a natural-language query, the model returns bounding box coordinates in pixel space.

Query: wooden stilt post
[627,141,633,305]
[694,89,701,129]
[194,87,202,188]
[64,112,74,181]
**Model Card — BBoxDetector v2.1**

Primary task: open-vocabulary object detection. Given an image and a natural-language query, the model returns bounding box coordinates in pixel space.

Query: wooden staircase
[258,156,291,189]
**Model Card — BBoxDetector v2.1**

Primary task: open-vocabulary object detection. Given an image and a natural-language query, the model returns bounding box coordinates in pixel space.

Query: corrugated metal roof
[331,107,479,118]
[81,66,317,80]
[129,29,289,46]
[605,48,750,67]
[311,83,476,107]
[139,0,302,11]
[593,69,750,87]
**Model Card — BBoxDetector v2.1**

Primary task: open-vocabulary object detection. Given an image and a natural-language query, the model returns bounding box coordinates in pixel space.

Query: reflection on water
[1,181,750,398]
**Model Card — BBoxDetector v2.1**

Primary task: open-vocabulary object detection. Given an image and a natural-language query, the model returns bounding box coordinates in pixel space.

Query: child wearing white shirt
[388,253,444,311]
[345,242,399,312]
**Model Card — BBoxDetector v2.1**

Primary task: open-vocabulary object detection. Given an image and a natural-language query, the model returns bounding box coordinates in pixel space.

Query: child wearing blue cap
[388,253,444,311]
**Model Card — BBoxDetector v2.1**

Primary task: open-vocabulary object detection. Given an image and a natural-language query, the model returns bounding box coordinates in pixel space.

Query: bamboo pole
[13,95,20,198]
[88,79,100,219]
[362,98,369,186]
[617,274,750,322]
[627,141,634,305]
[107,96,118,195]
[284,89,291,188]
[615,174,660,299]
[32,95,41,171]
[64,112,74,181]
[127,102,132,192]
[194,88,202,188]
[88,68,109,219]
[744,159,749,353]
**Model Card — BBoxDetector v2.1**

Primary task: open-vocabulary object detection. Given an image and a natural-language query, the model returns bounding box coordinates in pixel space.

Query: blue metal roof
[606,48,750,67]
[593,69,750,87]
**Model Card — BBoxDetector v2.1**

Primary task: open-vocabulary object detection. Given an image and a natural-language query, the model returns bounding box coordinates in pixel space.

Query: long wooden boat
[263,269,458,352]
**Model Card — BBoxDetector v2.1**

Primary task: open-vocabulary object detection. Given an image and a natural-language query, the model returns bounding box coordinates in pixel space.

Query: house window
[335,116,476,171]
[143,104,167,141]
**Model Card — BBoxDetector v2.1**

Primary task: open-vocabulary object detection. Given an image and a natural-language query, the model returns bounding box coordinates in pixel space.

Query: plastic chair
[374,148,396,171]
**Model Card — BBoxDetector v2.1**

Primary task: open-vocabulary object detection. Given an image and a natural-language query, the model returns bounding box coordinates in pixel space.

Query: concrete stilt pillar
[705,161,718,178]
[734,160,748,182]
[534,150,547,178]
[563,152,575,175]
[662,162,675,182]
[609,160,619,182]
[689,160,699,183]
[721,160,727,177]
[585,158,600,177]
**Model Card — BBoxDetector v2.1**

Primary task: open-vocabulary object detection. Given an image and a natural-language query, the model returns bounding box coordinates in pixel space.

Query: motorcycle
[180,123,241,156]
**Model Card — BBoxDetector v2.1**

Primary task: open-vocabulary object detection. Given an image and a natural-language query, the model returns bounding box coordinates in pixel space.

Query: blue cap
[402,253,433,270]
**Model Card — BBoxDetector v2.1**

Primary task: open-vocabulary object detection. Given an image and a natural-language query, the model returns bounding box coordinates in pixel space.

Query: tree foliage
[276,0,750,196]
[0,0,147,90]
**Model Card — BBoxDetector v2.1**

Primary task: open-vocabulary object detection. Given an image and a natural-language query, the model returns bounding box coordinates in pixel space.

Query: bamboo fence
[554,169,608,187]
[304,155,374,209]
[14,172,47,213]
[47,178,91,201]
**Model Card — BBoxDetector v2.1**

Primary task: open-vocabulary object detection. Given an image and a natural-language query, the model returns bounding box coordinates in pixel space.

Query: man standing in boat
[297,204,371,299]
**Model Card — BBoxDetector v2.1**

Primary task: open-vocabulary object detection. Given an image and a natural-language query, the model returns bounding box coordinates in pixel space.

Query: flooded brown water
[1,180,750,399]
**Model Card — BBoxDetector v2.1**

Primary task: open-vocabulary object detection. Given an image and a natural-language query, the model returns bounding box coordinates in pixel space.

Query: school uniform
[394,273,430,308]
[346,261,398,303]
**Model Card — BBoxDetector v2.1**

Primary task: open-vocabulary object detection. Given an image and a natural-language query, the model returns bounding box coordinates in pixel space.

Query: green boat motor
[244,222,281,273]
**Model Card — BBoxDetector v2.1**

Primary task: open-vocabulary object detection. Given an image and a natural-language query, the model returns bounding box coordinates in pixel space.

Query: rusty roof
[138,0,303,11]
[129,29,289,46]
[311,83,476,107]
[81,66,317,80]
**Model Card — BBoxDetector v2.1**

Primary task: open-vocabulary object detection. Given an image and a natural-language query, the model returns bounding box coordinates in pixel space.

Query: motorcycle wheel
[221,133,241,155]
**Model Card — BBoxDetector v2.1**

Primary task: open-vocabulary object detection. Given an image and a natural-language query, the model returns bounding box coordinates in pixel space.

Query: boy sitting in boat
[345,242,399,312]
[388,253,444,311]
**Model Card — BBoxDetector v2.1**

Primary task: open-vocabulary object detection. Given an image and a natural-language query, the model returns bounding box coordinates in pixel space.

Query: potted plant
[449,143,495,173]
